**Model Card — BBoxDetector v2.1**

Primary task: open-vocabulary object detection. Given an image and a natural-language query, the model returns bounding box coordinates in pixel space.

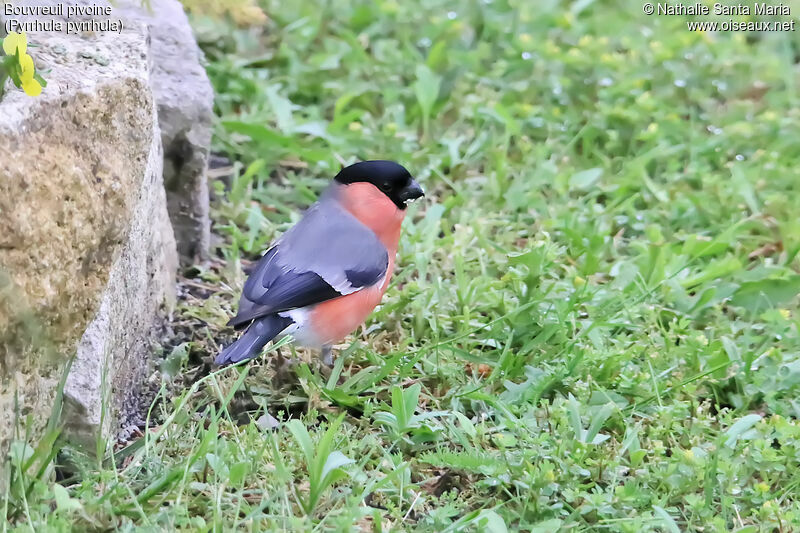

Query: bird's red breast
[337,182,405,256]
[308,183,406,345]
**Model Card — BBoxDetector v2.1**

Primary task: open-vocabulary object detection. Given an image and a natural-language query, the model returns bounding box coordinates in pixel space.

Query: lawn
[5,0,800,531]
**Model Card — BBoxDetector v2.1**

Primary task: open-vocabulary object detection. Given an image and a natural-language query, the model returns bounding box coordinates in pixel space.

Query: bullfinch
[215,160,424,367]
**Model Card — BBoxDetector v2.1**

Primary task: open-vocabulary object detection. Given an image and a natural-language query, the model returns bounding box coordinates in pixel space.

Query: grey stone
[121,0,214,264]
[0,2,177,455]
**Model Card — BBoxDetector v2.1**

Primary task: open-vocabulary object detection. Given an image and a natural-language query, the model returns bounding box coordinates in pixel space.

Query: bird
[215,160,424,367]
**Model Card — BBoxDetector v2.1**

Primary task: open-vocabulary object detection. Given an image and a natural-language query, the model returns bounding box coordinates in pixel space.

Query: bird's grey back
[274,187,389,293]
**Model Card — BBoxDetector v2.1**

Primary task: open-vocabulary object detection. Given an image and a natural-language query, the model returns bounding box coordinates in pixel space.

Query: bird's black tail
[215,315,293,366]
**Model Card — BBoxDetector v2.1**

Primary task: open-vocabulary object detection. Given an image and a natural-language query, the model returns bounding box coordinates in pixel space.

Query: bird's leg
[321,344,334,368]
[272,345,296,386]
[275,345,285,366]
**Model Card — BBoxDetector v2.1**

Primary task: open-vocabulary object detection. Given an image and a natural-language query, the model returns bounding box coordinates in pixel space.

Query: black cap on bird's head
[334,160,424,209]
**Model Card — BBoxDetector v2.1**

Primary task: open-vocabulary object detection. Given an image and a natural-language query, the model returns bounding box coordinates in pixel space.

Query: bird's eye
[380,182,392,192]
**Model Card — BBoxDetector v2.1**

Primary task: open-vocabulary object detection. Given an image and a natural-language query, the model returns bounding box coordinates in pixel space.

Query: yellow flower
[2,31,27,56]
[1,32,43,96]
[348,121,362,131]
[22,77,42,96]
[16,51,42,96]
[778,309,791,320]
[19,53,35,77]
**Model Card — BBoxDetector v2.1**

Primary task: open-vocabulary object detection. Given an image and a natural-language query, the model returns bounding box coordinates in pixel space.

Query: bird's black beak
[399,179,425,202]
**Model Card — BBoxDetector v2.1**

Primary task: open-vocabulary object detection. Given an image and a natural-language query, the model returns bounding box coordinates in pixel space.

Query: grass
[4,0,800,530]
